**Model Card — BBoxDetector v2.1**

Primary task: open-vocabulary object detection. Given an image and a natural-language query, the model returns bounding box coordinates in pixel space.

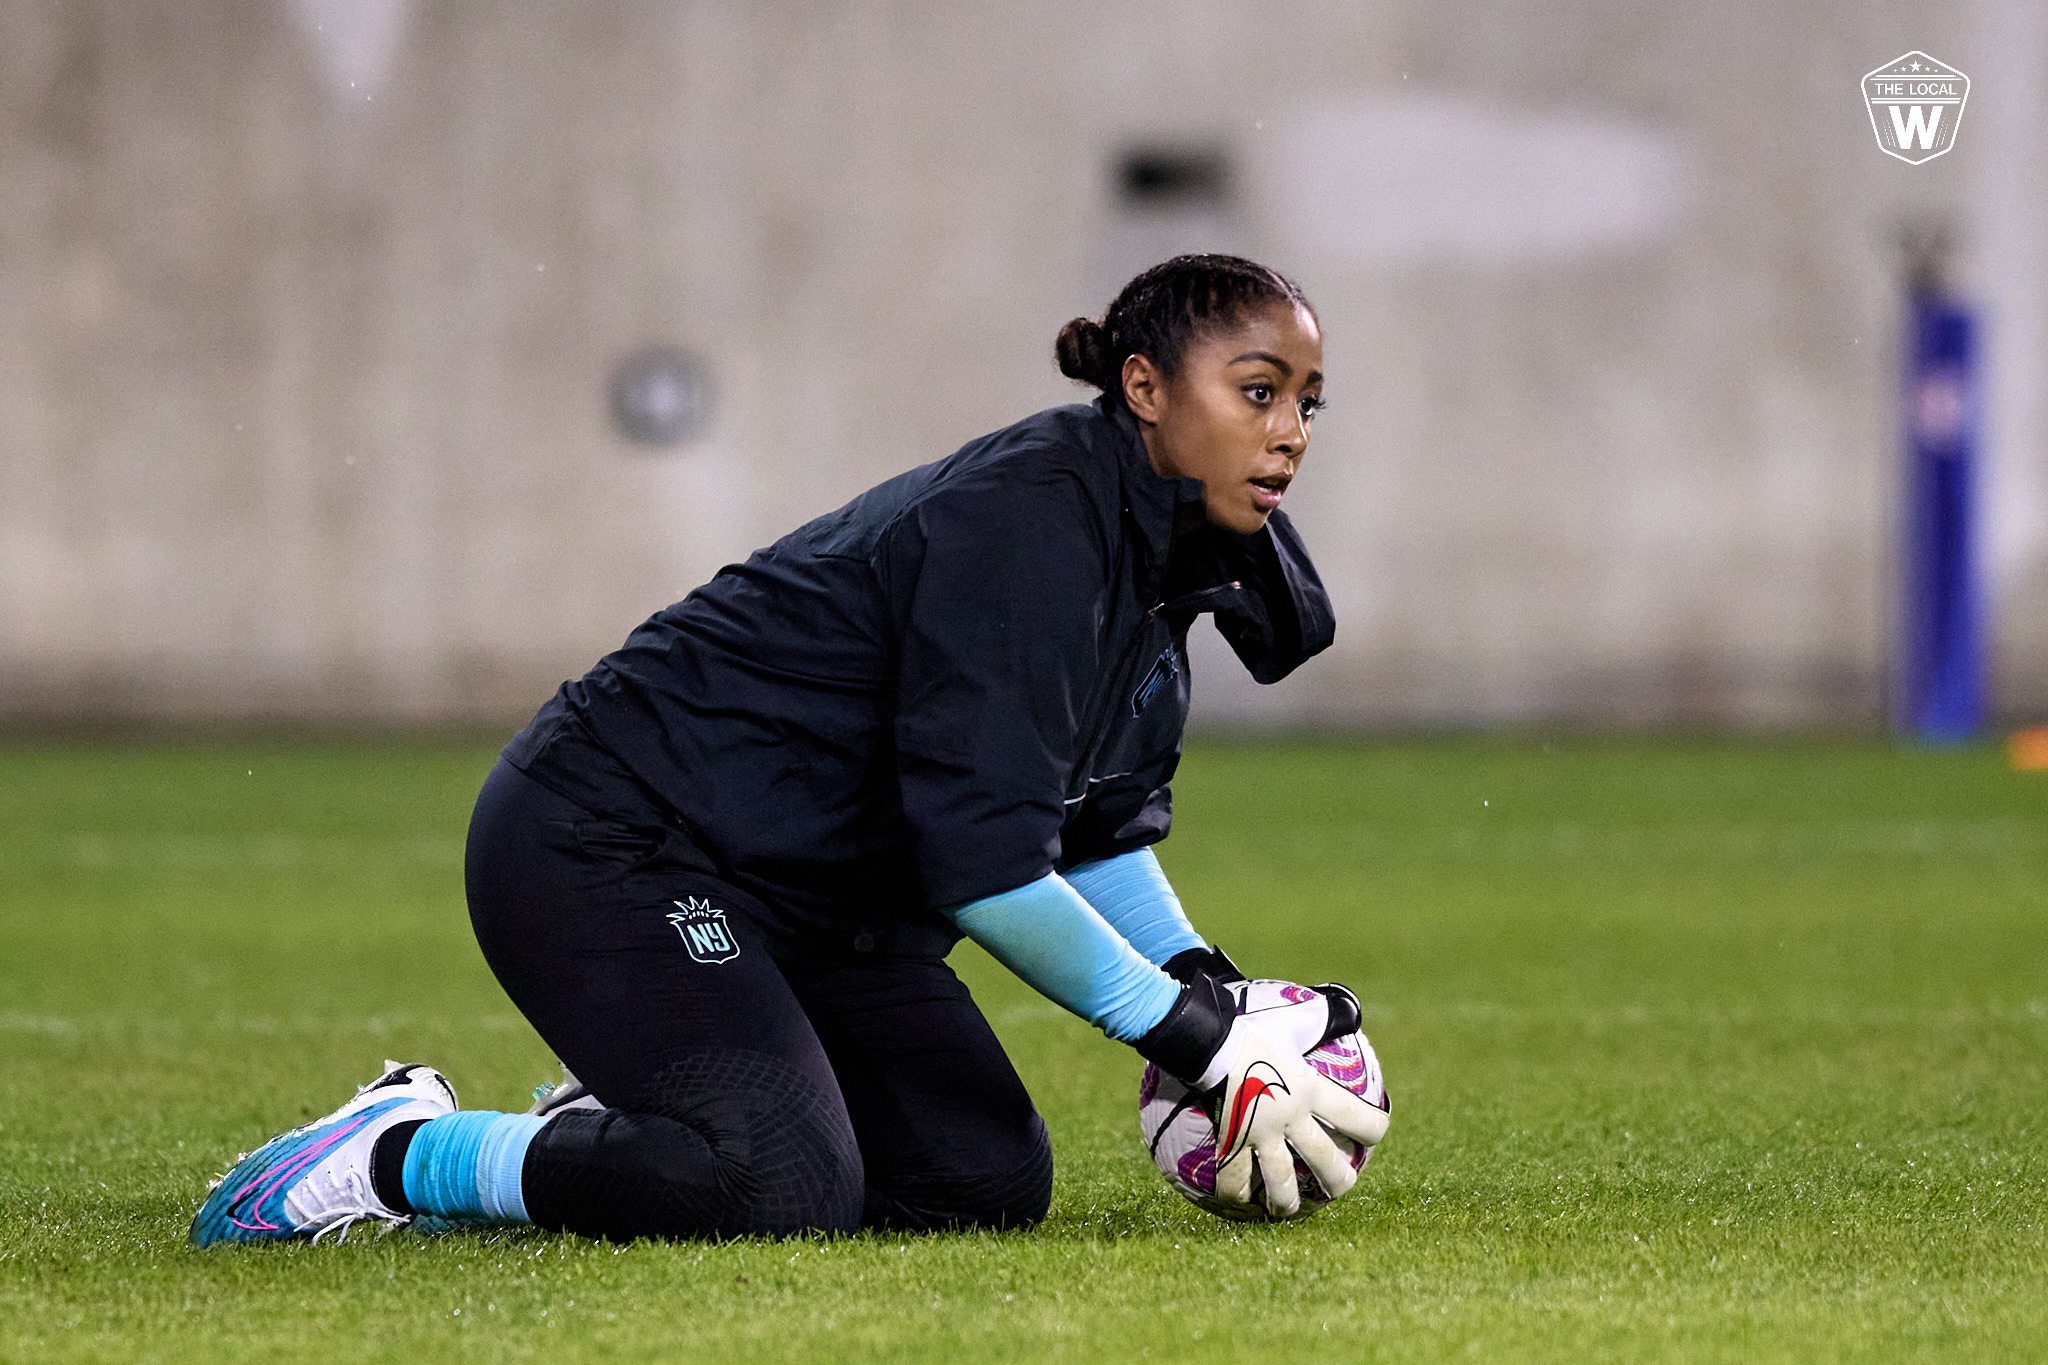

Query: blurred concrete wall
[2,0,2043,728]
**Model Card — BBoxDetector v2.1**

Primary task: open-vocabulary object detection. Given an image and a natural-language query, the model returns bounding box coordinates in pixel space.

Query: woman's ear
[1121,353,1166,425]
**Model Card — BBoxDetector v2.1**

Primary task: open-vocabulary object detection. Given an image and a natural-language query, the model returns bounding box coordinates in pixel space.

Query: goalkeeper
[191,254,1387,1246]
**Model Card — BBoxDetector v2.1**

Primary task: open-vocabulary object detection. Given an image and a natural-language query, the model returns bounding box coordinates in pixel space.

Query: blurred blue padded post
[1898,229,1984,743]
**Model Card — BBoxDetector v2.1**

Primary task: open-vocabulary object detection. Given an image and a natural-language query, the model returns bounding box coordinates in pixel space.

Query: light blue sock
[401,1111,548,1225]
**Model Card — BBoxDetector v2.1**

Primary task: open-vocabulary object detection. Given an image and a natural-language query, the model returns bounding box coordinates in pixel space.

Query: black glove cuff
[1161,944,1246,987]
[1135,968,1235,1084]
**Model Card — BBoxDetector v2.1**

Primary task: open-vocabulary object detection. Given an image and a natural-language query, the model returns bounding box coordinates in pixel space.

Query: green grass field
[2,735,2044,1362]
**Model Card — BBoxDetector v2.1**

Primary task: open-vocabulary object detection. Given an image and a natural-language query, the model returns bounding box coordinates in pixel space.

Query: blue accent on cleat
[189,1098,415,1246]
[188,1060,458,1247]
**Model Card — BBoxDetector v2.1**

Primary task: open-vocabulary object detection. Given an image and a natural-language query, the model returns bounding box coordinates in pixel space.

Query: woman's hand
[1201,1014,1390,1218]
[1140,957,1390,1219]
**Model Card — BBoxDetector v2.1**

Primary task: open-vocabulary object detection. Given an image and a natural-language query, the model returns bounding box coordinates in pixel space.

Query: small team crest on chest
[667,897,740,963]
[1132,645,1182,717]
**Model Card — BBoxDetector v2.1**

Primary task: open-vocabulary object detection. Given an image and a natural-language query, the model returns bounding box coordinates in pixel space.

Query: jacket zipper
[1147,580,1243,619]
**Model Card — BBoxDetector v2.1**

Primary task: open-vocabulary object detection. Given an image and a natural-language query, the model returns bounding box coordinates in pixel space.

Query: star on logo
[1909,60,1924,71]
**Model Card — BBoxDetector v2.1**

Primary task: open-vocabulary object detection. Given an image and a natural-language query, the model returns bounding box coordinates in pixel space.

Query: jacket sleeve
[877,460,1115,910]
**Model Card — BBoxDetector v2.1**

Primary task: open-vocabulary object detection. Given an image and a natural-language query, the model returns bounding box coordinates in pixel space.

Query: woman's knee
[640,1101,865,1239]
[523,1052,865,1240]
[863,1112,1053,1232]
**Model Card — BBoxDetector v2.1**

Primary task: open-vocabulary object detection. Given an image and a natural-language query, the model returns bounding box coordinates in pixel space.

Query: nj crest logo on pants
[1863,52,1969,164]
[667,896,740,963]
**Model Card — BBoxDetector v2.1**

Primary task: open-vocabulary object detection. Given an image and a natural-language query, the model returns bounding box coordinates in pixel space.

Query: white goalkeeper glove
[1138,950,1390,1219]
[1199,1010,1389,1217]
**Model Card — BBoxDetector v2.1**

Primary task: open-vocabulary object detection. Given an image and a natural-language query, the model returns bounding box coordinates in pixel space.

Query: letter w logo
[1889,104,1943,150]
[1863,53,1969,165]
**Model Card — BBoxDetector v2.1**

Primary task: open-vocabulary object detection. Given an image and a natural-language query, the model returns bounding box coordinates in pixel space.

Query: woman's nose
[1271,410,1307,453]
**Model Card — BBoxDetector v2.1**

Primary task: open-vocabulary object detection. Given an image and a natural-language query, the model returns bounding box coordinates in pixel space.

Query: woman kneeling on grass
[191,254,1389,1246]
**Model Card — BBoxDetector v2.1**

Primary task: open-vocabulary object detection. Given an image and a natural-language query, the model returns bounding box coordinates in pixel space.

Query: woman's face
[1121,302,1325,535]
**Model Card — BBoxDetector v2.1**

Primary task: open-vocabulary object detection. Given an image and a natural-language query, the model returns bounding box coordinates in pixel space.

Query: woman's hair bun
[1054,316,1119,393]
[1057,255,1315,410]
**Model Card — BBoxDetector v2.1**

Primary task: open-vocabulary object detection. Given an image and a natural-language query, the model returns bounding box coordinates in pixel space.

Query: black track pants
[464,759,1053,1241]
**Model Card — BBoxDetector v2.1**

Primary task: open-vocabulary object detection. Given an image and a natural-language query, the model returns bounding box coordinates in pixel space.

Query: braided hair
[1054,254,1316,409]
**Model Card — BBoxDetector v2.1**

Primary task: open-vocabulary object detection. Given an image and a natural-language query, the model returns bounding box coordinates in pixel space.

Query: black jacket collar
[1089,396,1335,684]
[1097,397,1205,572]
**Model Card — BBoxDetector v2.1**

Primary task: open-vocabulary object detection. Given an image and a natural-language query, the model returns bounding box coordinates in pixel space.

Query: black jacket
[505,396,1332,941]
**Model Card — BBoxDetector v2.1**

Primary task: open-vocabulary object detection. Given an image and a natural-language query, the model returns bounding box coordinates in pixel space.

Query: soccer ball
[1138,981,1390,1222]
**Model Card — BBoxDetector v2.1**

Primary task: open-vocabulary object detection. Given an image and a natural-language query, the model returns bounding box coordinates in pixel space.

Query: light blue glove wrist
[945,872,1181,1042]
[1062,847,1206,967]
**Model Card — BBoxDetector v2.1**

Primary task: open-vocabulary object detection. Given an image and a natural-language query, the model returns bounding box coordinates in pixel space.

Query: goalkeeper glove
[1139,953,1389,1218]
[1161,944,1365,1058]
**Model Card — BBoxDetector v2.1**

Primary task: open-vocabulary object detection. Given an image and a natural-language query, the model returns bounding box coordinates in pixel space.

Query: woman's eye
[1299,395,1327,419]
[1245,383,1274,404]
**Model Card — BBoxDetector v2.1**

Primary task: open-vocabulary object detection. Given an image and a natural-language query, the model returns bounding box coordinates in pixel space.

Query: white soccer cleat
[189,1060,458,1246]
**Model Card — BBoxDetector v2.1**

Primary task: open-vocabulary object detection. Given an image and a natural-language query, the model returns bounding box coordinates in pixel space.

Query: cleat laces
[302,1164,409,1245]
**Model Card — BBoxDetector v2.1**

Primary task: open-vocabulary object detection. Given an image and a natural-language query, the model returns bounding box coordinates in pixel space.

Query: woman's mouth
[1249,476,1289,512]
